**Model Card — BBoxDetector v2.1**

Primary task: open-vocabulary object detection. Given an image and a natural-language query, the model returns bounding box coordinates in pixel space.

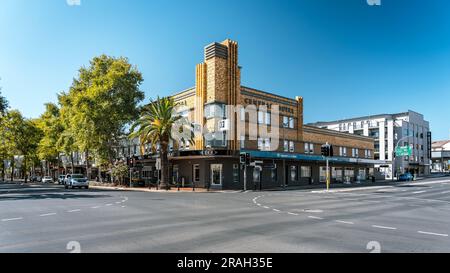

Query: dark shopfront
[162,151,378,191]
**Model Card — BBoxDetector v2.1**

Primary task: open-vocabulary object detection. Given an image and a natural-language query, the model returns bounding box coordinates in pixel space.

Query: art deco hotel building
[125,39,381,190]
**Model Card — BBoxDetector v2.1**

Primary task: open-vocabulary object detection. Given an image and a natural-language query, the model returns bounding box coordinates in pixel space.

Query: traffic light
[240,153,246,164]
[245,153,251,165]
[321,144,333,157]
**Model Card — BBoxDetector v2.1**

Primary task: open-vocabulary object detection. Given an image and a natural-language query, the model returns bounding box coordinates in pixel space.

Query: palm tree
[129,97,194,190]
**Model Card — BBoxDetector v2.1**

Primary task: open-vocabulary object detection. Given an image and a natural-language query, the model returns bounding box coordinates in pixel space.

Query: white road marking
[288,212,299,216]
[308,216,324,220]
[91,206,101,209]
[273,209,281,212]
[335,220,354,225]
[441,191,450,194]
[372,225,397,230]
[412,191,427,194]
[303,209,324,213]
[418,231,449,237]
[1,217,23,222]
[39,213,57,217]
[263,206,270,209]
[105,204,113,206]
[68,209,81,213]
[121,206,126,208]
[115,202,122,204]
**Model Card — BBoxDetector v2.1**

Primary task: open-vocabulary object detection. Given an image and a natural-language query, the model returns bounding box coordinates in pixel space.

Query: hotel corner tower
[127,39,380,190]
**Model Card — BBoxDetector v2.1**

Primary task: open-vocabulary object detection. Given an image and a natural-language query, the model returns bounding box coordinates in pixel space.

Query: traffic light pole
[326,157,330,191]
[243,164,247,192]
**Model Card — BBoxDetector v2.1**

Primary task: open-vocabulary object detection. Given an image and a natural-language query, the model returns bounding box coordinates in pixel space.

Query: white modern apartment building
[309,110,431,179]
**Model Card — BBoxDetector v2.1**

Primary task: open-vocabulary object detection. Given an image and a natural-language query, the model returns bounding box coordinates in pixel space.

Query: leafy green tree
[57,92,78,173]
[111,160,129,186]
[60,55,144,180]
[36,103,64,176]
[0,87,8,115]
[1,111,42,182]
[0,89,10,181]
[129,97,194,190]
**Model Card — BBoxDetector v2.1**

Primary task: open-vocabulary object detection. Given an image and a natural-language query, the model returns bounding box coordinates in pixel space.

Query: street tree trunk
[10,157,14,182]
[23,157,28,183]
[70,152,74,174]
[160,140,170,190]
[85,150,90,180]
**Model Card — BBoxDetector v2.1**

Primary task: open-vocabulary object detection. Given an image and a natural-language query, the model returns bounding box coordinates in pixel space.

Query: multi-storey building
[128,39,380,190]
[431,140,450,173]
[309,111,432,179]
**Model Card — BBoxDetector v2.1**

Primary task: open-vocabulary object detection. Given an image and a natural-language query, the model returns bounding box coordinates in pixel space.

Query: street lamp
[392,134,412,181]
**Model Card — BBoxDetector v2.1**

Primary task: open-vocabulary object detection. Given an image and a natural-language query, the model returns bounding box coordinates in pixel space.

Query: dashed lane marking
[412,191,427,194]
[372,225,397,230]
[1,217,23,222]
[335,220,355,225]
[418,231,449,237]
[308,216,324,220]
[68,209,81,213]
[39,213,57,217]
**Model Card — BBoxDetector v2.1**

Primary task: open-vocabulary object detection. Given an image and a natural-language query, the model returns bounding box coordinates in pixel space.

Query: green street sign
[396,146,412,157]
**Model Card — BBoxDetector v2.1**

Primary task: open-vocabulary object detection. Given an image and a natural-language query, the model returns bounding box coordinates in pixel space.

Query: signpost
[395,146,412,157]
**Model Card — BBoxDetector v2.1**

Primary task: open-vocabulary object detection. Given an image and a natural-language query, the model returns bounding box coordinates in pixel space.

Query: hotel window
[265,112,271,125]
[284,140,289,152]
[289,141,295,153]
[271,168,278,182]
[304,143,314,154]
[283,116,289,128]
[301,166,311,178]
[264,138,271,151]
[289,117,295,129]
[240,135,246,149]
[258,111,271,125]
[365,149,371,158]
[290,166,298,182]
[258,138,271,151]
[240,107,245,121]
[352,148,359,158]
[283,116,295,129]
[258,138,263,150]
[204,103,225,119]
[193,164,200,183]
[340,147,347,157]
[258,111,264,124]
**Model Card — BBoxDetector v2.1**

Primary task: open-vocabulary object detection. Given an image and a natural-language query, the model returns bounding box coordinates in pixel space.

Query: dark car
[399,173,414,182]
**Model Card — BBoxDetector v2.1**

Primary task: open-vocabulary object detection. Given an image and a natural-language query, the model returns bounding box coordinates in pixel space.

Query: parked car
[58,175,65,185]
[65,174,89,189]
[399,173,414,182]
[30,176,42,182]
[42,176,53,184]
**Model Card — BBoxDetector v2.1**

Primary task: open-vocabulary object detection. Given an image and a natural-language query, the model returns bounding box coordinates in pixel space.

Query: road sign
[396,146,412,157]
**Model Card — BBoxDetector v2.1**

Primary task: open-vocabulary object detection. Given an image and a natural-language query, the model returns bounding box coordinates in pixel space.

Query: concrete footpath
[88,174,449,194]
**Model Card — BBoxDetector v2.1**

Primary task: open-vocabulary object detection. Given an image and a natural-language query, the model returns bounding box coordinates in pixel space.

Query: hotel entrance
[210,164,223,186]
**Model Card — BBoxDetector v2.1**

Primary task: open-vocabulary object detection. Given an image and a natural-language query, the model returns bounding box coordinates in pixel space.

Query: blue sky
[0,0,449,139]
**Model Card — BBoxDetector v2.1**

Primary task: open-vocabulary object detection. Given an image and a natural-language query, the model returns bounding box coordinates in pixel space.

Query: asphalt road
[1,176,450,253]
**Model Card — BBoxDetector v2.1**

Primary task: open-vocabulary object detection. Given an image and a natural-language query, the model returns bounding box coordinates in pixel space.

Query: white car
[42,176,53,184]
[65,174,89,189]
